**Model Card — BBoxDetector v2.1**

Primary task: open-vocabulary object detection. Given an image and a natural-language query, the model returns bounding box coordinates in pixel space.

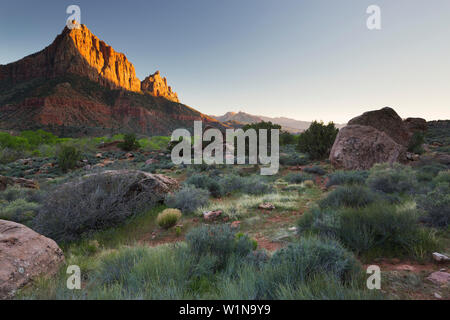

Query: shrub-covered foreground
[298,203,439,260]
[18,225,381,300]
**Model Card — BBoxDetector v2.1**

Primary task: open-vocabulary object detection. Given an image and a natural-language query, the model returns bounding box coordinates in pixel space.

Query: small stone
[427,272,450,285]
[288,227,297,232]
[95,153,102,158]
[258,203,275,210]
[203,210,222,220]
[434,293,442,299]
[231,221,241,228]
[432,252,450,262]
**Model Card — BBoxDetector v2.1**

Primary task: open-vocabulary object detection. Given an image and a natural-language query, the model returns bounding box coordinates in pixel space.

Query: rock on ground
[329,125,406,170]
[347,107,412,146]
[0,220,65,299]
[0,175,39,192]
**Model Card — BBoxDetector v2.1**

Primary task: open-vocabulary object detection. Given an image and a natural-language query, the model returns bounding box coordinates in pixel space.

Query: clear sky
[1,0,449,122]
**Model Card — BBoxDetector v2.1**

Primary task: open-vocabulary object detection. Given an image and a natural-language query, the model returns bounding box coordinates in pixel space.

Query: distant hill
[211,111,345,133]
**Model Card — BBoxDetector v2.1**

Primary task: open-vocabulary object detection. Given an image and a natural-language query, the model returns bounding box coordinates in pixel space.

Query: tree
[298,121,338,160]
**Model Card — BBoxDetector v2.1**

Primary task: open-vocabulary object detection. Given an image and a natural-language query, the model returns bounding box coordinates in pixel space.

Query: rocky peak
[141,70,179,103]
[0,24,141,92]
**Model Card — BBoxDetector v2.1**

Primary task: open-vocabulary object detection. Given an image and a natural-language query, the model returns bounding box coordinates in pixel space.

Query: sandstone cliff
[142,71,179,102]
[0,24,224,136]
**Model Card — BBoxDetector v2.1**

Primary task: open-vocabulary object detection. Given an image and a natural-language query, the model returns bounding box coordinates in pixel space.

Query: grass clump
[165,184,210,214]
[156,209,182,229]
[319,185,376,209]
[326,170,368,188]
[367,163,418,194]
[284,172,314,184]
[417,182,450,228]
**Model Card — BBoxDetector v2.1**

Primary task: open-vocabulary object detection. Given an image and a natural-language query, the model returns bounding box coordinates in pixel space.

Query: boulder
[404,117,428,133]
[329,125,407,170]
[0,175,39,192]
[0,220,65,299]
[80,170,179,202]
[348,107,411,146]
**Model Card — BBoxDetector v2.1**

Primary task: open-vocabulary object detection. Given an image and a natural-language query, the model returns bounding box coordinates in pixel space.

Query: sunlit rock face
[141,71,179,102]
[0,24,141,92]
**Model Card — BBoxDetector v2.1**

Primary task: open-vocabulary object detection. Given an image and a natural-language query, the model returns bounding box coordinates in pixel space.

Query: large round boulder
[0,220,65,299]
[348,107,411,146]
[329,125,407,170]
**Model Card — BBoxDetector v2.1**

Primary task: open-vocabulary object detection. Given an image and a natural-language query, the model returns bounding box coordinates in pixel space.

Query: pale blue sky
[1,0,449,122]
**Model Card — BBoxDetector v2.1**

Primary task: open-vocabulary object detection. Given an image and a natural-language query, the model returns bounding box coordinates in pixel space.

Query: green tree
[118,133,141,151]
[297,121,338,160]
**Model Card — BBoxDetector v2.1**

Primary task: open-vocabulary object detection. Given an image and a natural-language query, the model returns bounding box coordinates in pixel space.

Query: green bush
[0,198,40,224]
[298,203,438,259]
[184,174,224,198]
[303,165,326,175]
[297,121,338,160]
[165,184,210,213]
[367,163,418,194]
[57,145,81,172]
[417,183,450,228]
[284,172,314,184]
[407,132,425,154]
[118,133,140,151]
[326,170,368,188]
[186,225,255,270]
[415,163,447,183]
[319,185,376,209]
[156,209,182,229]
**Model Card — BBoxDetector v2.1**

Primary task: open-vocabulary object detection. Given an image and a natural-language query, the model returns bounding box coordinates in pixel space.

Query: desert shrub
[326,170,368,188]
[0,147,31,164]
[240,176,274,195]
[218,174,245,194]
[417,183,450,228]
[157,209,182,229]
[284,172,314,184]
[415,163,447,183]
[0,186,43,203]
[184,174,224,198]
[279,153,309,166]
[33,173,156,242]
[367,163,418,194]
[241,237,362,299]
[186,225,255,270]
[303,165,326,175]
[118,133,140,151]
[298,203,438,258]
[407,132,425,154]
[57,145,81,172]
[319,185,376,209]
[165,184,210,213]
[432,170,450,186]
[0,198,40,224]
[297,121,338,160]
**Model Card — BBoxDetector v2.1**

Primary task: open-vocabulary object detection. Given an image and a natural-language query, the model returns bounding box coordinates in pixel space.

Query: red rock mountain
[0,24,222,136]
